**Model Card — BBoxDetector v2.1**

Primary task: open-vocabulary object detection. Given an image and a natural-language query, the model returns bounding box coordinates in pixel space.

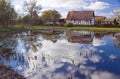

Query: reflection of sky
[0,32,120,79]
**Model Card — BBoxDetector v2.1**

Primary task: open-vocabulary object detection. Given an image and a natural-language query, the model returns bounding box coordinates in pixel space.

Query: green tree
[96,17,105,24]
[0,0,17,27]
[41,10,61,25]
[22,15,31,25]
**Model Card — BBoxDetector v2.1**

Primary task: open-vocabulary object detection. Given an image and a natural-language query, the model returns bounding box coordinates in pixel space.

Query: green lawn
[32,26,120,32]
[0,25,120,33]
[0,25,24,33]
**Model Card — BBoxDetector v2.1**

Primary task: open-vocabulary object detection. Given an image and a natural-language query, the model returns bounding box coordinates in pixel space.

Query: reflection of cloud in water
[41,39,96,60]
[21,38,98,78]
[79,65,96,78]
[16,37,119,79]
[109,54,116,59]
[99,50,104,53]
[16,38,26,54]
[2,33,120,79]
[89,55,101,63]
[91,71,120,79]
[92,38,106,46]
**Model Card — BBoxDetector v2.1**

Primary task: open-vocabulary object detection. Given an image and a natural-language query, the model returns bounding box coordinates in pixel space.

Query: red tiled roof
[66,11,94,20]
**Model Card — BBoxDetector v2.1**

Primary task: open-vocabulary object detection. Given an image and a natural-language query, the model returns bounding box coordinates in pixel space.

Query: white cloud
[91,71,120,79]
[95,11,113,18]
[14,5,22,12]
[12,0,110,17]
[85,1,109,10]
[38,0,87,9]
[36,0,110,17]
[37,0,109,10]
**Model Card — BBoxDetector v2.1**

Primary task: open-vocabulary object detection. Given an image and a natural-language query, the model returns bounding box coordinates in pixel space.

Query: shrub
[64,22,74,27]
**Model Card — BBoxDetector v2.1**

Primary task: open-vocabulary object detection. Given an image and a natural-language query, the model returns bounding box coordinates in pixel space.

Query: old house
[102,18,118,25]
[66,11,95,25]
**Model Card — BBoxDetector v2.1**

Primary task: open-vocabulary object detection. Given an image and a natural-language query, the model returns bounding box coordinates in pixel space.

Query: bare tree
[113,9,120,26]
[113,9,120,18]
[23,0,42,26]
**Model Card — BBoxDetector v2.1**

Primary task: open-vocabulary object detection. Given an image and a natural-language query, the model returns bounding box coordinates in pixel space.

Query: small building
[66,10,95,25]
[56,19,66,26]
[68,31,94,44]
[102,18,118,25]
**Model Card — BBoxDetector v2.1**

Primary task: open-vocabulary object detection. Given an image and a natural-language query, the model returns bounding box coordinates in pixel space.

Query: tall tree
[23,0,42,26]
[113,9,120,26]
[114,9,120,18]
[0,0,17,27]
[41,10,61,25]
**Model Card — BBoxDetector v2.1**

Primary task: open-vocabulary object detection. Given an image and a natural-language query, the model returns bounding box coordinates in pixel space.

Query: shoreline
[0,25,120,38]
[0,62,26,79]
[32,26,120,32]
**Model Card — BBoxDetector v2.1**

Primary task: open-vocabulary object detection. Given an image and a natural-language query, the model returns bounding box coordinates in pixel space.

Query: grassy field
[0,25,120,33]
[0,25,24,33]
[32,26,120,32]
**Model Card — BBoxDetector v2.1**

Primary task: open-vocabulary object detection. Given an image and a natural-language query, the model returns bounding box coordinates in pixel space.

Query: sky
[12,0,120,18]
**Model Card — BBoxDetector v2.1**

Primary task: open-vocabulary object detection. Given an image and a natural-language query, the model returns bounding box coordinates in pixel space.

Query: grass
[0,25,24,33]
[32,26,120,32]
[0,25,120,33]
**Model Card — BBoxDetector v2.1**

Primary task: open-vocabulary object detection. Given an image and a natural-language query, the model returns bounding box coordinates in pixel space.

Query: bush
[64,22,74,27]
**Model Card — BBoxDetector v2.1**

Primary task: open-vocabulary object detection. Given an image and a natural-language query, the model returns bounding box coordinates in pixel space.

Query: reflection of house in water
[68,31,94,44]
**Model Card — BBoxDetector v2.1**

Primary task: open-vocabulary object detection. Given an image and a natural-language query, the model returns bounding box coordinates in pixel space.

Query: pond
[0,30,120,79]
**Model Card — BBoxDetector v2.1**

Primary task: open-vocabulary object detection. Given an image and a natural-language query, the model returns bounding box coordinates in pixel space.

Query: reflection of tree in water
[0,38,16,60]
[30,42,96,79]
[94,32,115,39]
[40,51,94,79]
[40,34,61,43]
[1,31,120,79]
[94,33,104,39]
[114,34,120,48]
[0,47,14,60]
[0,32,42,64]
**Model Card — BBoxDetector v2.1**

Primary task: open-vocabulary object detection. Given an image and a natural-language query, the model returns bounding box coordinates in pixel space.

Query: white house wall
[67,19,95,25]
[91,17,95,25]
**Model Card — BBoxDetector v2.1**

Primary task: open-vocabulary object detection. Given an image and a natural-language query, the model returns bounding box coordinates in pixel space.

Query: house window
[79,21,81,24]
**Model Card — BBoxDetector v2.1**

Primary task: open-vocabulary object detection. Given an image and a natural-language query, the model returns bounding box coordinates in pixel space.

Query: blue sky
[12,0,120,18]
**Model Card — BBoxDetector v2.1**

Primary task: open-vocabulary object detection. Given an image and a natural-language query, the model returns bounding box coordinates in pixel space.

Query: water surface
[0,30,120,79]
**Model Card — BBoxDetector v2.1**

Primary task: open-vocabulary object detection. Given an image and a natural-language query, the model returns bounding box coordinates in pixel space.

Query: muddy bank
[0,29,30,39]
[0,29,64,39]
[32,29,64,35]
[0,63,26,79]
